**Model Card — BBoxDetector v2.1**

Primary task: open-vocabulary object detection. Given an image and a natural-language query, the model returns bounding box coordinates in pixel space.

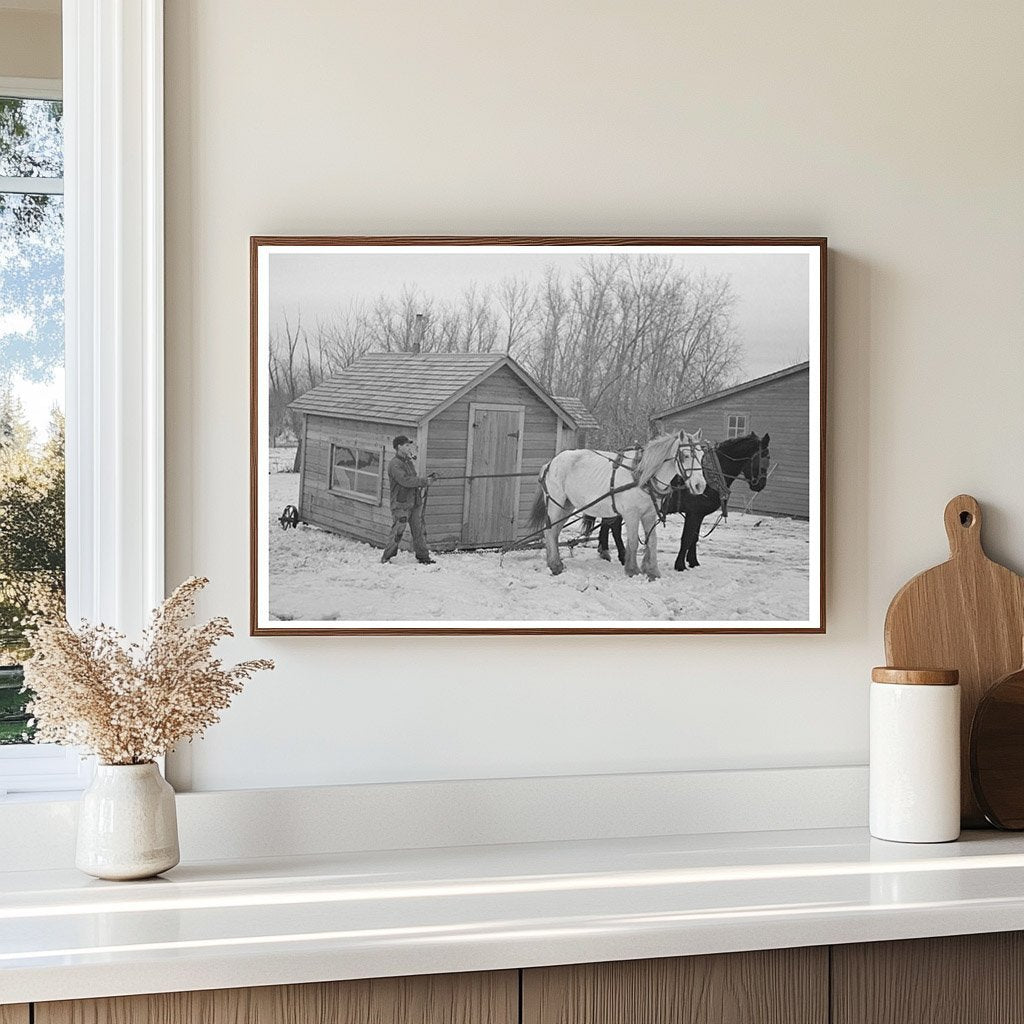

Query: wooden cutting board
[884,494,1024,826]
[970,651,1024,829]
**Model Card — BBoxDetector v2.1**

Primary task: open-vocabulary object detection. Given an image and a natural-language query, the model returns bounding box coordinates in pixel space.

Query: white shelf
[4,826,1024,1004]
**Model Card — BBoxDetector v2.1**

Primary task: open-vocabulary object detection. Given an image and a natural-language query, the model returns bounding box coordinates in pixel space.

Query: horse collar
[698,445,727,516]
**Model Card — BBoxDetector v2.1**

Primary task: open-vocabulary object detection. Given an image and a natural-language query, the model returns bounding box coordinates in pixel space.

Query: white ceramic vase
[76,762,180,880]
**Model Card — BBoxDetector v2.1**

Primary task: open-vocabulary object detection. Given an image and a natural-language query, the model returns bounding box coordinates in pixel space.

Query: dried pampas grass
[23,577,273,765]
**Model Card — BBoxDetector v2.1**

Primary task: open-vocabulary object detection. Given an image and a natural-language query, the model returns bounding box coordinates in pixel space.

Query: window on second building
[329,443,383,503]
[725,412,749,439]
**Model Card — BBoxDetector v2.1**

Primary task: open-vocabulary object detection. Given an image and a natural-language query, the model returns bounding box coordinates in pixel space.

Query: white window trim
[0,743,92,795]
[0,175,64,195]
[64,0,164,634]
[0,76,63,194]
[0,76,62,101]
[0,2,165,797]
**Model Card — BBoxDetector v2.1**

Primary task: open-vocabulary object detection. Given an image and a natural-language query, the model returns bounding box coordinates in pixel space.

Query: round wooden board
[971,664,1024,829]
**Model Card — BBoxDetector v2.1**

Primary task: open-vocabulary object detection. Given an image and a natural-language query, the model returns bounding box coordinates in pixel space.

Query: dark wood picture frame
[250,236,827,636]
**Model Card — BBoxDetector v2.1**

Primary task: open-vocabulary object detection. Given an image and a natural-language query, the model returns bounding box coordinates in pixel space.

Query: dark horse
[583,432,771,571]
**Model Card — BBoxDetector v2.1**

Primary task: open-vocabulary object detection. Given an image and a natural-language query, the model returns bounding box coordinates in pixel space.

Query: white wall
[164,1,1024,792]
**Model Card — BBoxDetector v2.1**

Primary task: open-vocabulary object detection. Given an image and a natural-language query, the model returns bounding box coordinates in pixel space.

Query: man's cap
[393,435,413,449]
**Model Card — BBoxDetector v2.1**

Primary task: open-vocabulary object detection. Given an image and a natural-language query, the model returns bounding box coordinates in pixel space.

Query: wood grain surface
[522,949,828,1024]
[36,971,517,1024]
[970,654,1024,828]
[0,1007,29,1024]
[871,667,959,686]
[832,932,1024,1024]
[884,494,1024,825]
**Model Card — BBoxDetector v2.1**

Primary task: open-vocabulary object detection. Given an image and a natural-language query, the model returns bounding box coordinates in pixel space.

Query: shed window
[725,413,749,439]
[329,443,383,503]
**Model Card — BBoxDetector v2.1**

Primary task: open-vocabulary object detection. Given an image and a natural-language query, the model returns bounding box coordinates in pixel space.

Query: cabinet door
[523,948,828,1024]
[36,971,517,1024]
[832,932,1024,1024]
[0,1007,29,1024]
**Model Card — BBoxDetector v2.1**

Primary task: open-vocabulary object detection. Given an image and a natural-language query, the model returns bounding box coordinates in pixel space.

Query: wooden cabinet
[832,932,1024,1024]
[522,948,828,1024]
[34,971,517,1024]
[13,933,1024,1024]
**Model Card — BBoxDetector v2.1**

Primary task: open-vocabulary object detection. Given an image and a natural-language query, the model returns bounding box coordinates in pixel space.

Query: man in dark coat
[381,435,437,564]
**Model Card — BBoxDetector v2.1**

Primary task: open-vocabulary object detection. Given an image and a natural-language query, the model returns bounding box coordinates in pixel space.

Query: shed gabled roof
[552,396,600,431]
[652,361,810,420]
[290,351,577,428]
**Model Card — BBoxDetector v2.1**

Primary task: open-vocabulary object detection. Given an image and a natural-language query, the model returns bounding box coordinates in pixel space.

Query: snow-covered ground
[268,447,298,473]
[267,472,810,624]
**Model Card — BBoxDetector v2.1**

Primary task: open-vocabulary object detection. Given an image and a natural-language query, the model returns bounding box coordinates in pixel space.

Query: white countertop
[4,826,1024,1005]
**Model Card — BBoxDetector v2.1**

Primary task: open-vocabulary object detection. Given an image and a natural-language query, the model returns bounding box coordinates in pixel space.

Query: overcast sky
[269,248,812,381]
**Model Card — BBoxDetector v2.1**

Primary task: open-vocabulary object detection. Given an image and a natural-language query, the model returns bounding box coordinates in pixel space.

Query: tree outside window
[0,94,65,744]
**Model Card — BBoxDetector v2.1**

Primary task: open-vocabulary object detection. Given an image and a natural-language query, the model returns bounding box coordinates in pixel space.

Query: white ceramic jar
[76,762,180,880]
[870,667,961,843]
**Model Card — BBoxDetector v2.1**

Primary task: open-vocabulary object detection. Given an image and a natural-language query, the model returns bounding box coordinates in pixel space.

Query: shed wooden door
[463,404,524,546]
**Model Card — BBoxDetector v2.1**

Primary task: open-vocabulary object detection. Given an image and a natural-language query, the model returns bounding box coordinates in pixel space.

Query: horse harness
[509,437,775,558]
[748,444,770,491]
[535,458,638,535]
[609,448,641,518]
[700,445,731,519]
[637,440,709,528]
[536,438,697,533]
[699,440,770,531]
[699,455,779,540]
[600,441,704,519]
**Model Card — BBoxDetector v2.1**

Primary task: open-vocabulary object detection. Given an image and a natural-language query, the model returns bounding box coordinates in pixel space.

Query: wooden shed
[653,362,810,518]
[552,395,601,450]
[290,352,580,550]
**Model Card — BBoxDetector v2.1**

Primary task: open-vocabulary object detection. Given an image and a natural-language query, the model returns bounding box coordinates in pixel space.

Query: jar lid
[871,667,959,686]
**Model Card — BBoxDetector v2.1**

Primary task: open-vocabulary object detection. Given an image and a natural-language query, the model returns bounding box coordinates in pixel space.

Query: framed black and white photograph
[250,237,826,635]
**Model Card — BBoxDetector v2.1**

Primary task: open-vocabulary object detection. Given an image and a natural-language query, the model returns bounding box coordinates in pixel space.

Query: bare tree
[271,255,744,456]
[518,255,741,447]
[497,275,536,356]
[268,309,304,450]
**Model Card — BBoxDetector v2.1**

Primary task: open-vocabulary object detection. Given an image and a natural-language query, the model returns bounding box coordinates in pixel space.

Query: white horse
[529,430,706,580]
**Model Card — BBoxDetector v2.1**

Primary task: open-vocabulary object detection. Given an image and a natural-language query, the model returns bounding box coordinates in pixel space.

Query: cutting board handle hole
[960,511,974,527]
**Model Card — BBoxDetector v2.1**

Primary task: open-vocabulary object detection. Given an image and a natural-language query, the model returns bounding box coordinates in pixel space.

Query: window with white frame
[0,86,64,753]
[1,4,166,798]
[329,442,384,503]
[725,412,749,438]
